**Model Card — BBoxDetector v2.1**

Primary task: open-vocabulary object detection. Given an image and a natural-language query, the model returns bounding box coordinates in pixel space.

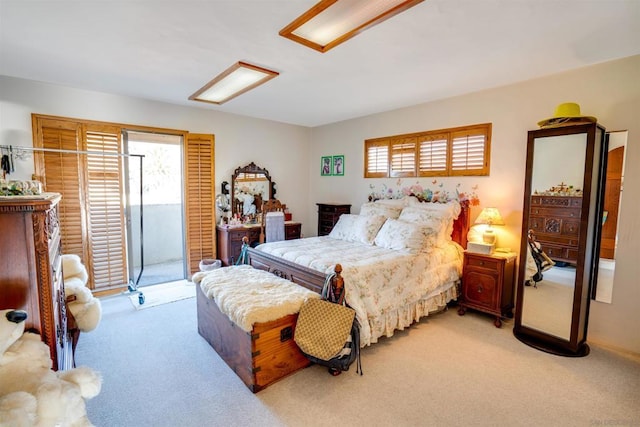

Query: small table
[458,251,517,328]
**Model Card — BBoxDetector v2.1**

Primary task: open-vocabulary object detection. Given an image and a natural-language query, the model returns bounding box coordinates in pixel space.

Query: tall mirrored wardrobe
[514,122,607,357]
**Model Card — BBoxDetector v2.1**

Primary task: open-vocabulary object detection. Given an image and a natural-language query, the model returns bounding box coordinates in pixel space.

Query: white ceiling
[1,1,639,127]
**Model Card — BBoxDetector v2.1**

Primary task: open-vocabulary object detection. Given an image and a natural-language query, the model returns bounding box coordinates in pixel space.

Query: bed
[247,198,470,346]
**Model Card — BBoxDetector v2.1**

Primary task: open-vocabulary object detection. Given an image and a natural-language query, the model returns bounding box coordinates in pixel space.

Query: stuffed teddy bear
[62,255,101,333]
[0,309,102,427]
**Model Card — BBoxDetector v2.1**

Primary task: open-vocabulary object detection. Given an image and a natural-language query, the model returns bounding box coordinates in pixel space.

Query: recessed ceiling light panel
[280,0,424,53]
[189,62,279,105]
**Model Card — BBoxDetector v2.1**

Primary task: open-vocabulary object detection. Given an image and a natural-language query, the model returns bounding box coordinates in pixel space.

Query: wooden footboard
[246,247,325,294]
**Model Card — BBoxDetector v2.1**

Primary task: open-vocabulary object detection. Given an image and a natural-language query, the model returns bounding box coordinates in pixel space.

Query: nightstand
[458,251,517,328]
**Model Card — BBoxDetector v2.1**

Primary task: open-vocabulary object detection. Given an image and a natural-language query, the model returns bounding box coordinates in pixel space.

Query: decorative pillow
[405,199,461,220]
[373,198,407,208]
[329,214,387,245]
[398,207,450,246]
[359,202,402,219]
[328,214,358,241]
[373,219,439,254]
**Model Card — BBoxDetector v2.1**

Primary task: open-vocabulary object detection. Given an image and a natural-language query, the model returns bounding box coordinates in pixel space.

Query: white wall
[0,76,314,238]
[308,55,640,354]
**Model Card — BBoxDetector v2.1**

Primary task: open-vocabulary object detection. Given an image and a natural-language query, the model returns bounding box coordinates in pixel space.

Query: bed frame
[247,200,470,294]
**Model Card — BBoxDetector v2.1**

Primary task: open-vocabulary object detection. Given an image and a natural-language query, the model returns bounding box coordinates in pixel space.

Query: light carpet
[128,280,195,310]
[77,295,640,427]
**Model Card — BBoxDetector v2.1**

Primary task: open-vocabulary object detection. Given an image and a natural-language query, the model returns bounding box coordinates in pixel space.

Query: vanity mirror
[231,162,273,217]
[514,122,607,357]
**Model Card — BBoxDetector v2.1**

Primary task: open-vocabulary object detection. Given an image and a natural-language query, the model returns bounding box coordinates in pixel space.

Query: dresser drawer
[530,207,581,219]
[319,205,350,214]
[466,256,499,271]
[285,223,301,240]
[562,220,580,236]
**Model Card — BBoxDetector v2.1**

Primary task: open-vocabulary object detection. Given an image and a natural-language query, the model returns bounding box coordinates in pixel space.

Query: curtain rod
[0,145,145,158]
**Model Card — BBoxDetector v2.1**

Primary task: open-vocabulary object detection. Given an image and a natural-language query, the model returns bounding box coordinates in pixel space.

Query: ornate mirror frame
[231,162,273,217]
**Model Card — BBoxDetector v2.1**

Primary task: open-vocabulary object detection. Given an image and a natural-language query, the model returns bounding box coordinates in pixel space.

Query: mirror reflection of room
[522,133,586,340]
[595,130,627,304]
[228,162,273,225]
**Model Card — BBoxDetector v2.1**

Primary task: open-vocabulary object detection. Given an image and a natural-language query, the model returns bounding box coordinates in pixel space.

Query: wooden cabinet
[217,222,302,266]
[316,203,351,236]
[284,222,301,240]
[528,195,582,264]
[458,251,517,328]
[0,193,73,370]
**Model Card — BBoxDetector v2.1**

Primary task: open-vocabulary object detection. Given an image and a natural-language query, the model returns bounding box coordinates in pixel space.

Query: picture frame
[332,155,344,176]
[321,156,332,176]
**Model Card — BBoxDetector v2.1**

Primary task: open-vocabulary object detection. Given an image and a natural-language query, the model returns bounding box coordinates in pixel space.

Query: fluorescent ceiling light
[189,62,279,105]
[280,0,424,53]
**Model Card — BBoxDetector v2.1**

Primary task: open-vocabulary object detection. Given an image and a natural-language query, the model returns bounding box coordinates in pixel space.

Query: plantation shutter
[364,140,389,178]
[33,118,89,264]
[33,116,128,291]
[364,123,491,178]
[184,133,215,276]
[451,127,490,176]
[418,133,448,176]
[84,126,128,290]
[389,137,416,177]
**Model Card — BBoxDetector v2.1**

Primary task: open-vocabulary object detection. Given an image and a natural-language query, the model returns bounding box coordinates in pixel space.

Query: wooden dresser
[217,222,301,266]
[0,193,73,370]
[317,203,351,236]
[528,195,582,264]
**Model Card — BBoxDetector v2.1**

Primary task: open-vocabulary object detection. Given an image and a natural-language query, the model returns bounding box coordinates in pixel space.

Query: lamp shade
[474,207,505,226]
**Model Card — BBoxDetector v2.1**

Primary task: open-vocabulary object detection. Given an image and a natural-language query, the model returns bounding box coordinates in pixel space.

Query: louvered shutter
[84,125,128,290]
[389,136,416,177]
[364,140,389,177]
[184,133,215,276]
[33,118,89,263]
[418,133,448,176]
[451,127,490,176]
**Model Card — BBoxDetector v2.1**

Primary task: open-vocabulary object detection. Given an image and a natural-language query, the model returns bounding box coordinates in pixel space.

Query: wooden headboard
[452,199,470,249]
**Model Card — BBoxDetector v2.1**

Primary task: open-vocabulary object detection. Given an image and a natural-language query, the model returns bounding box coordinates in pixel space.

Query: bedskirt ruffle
[363,282,458,346]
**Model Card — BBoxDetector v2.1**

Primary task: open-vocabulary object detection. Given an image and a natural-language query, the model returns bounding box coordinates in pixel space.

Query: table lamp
[474,207,505,245]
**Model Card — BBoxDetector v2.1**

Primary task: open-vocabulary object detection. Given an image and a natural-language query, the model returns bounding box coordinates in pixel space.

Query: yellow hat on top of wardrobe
[537,102,597,128]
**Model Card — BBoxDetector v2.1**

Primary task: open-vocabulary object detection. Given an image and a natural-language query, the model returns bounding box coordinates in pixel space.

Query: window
[364,123,491,178]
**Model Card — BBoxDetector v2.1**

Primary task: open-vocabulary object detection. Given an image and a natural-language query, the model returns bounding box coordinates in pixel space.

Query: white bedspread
[255,236,464,346]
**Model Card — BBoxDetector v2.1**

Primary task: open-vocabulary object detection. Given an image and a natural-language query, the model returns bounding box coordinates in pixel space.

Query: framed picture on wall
[321,156,332,176]
[333,155,344,176]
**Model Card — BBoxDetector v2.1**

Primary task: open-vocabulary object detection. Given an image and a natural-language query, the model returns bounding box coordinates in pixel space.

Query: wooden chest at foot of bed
[196,284,310,392]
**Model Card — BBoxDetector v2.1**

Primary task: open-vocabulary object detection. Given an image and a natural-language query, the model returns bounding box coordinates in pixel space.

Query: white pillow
[373,219,439,254]
[329,214,387,245]
[373,198,407,208]
[405,199,461,220]
[359,202,402,219]
[398,207,450,246]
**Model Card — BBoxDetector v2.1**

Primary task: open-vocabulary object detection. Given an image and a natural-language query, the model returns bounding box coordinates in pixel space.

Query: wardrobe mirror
[514,123,607,357]
[231,162,272,217]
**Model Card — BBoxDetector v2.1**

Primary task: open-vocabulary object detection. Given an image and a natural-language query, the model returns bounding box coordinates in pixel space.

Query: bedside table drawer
[466,257,499,271]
